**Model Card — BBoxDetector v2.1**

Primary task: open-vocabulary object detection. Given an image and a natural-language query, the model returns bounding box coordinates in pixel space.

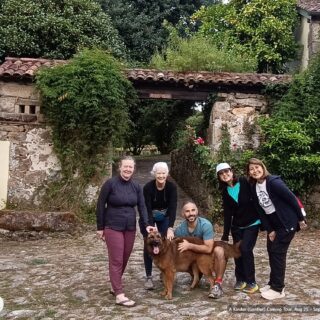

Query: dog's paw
[160,290,167,296]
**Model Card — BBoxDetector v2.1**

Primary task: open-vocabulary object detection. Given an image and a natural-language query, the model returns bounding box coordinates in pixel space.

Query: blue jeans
[140,217,169,277]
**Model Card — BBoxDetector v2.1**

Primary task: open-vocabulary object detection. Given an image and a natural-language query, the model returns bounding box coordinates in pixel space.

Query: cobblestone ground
[1,156,320,320]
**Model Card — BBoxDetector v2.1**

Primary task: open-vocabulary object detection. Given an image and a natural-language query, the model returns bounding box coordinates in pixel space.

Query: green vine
[35,49,137,218]
[36,48,137,180]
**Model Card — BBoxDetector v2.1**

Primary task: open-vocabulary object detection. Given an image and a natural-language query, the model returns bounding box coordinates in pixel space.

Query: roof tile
[0,57,291,88]
[297,0,320,14]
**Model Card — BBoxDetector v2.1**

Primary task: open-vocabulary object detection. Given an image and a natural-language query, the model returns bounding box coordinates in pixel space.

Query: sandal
[116,298,136,307]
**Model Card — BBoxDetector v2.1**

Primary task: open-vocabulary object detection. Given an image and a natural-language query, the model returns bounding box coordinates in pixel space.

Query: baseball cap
[216,163,231,174]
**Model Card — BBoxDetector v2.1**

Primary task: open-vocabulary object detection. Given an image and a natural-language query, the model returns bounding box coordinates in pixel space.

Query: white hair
[150,162,169,177]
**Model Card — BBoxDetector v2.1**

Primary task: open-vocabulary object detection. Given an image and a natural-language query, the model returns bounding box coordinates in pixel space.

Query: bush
[150,28,257,72]
[36,48,136,180]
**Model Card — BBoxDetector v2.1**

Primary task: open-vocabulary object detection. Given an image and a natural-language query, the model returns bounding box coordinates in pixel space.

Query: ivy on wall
[36,49,136,180]
[35,49,137,219]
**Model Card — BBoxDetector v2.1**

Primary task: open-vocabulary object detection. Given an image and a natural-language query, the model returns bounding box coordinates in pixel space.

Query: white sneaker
[261,288,285,300]
[0,297,4,312]
[259,285,270,293]
[144,276,154,290]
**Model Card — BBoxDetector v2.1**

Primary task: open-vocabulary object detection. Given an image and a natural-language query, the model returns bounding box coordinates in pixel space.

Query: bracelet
[168,227,174,231]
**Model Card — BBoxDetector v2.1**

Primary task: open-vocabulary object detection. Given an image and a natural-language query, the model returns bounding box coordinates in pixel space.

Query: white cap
[216,163,231,174]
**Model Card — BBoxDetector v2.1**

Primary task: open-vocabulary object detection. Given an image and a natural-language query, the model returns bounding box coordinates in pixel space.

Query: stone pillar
[208,92,268,151]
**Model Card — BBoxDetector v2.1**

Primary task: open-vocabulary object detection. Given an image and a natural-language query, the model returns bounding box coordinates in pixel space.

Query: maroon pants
[104,228,136,296]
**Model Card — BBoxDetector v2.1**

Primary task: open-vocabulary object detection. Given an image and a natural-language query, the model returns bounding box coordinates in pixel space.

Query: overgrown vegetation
[150,25,257,72]
[258,54,320,195]
[36,49,136,218]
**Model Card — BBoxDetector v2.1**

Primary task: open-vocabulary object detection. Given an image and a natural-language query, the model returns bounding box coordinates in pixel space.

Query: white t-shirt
[256,180,276,214]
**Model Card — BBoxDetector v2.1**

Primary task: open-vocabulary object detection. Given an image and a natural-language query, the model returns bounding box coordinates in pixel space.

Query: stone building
[297,0,320,70]
[0,58,63,209]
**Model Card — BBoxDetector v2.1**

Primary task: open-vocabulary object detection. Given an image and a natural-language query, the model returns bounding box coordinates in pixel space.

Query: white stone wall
[0,80,109,207]
[209,92,267,151]
[0,124,61,206]
[0,80,56,206]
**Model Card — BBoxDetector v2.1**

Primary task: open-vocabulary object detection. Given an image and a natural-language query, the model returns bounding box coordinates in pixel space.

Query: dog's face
[146,230,163,255]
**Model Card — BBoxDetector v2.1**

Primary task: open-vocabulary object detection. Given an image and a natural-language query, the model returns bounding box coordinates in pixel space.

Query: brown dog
[145,230,241,299]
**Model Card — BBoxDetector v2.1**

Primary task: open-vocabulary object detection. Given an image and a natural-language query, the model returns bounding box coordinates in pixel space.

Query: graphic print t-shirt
[256,180,276,214]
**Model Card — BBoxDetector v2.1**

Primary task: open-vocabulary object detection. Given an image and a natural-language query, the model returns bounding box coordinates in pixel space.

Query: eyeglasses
[218,169,231,175]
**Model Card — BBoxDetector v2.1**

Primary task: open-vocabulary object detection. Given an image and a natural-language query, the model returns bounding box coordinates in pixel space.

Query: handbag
[152,209,167,222]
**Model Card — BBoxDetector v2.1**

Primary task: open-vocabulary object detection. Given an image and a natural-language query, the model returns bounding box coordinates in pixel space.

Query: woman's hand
[268,231,276,242]
[166,228,174,241]
[299,220,307,230]
[146,226,157,233]
[97,230,105,242]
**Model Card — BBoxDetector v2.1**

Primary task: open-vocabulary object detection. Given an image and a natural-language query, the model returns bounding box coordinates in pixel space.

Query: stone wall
[0,122,62,206]
[208,92,267,151]
[0,80,108,209]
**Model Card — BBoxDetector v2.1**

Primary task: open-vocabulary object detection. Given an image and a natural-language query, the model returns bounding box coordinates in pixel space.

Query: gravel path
[0,156,320,320]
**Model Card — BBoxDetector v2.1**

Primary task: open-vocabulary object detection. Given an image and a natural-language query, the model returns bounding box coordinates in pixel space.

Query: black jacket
[221,177,260,241]
[251,175,305,233]
[96,176,149,231]
[143,179,177,227]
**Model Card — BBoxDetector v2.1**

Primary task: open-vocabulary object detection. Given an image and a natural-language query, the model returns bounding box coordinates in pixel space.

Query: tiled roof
[0,57,291,88]
[126,69,291,87]
[0,57,66,79]
[297,0,320,14]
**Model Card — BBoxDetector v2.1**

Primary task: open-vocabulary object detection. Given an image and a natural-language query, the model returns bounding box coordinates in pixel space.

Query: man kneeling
[167,201,226,299]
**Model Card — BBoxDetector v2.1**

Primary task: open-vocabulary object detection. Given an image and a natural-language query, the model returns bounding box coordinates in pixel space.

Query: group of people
[96,156,307,307]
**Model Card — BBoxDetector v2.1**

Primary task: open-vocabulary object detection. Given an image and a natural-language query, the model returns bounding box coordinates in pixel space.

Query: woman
[140,162,177,290]
[96,156,154,307]
[216,162,260,294]
[247,158,307,300]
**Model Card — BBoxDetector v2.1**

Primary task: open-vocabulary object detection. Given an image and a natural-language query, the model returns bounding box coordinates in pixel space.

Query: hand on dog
[166,228,174,241]
[146,226,158,233]
[178,239,190,252]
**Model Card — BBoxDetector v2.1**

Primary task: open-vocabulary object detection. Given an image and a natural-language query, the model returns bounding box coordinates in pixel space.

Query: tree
[124,99,195,154]
[97,0,217,64]
[257,53,320,194]
[194,0,298,73]
[0,0,125,59]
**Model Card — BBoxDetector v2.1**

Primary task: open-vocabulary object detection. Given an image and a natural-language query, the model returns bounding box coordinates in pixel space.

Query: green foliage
[36,49,136,179]
[174,112,205,149]
[274,55,320,149]
[150,27,257,72]
[258,54,320,194]
[0,0,125,59]
[98,0,210,64]
[124,99,195,155]
[258,118,320,193]
[193,0,298,73]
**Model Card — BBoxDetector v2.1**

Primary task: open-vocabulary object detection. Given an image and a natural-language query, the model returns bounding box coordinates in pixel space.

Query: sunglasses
[218,169,231,175]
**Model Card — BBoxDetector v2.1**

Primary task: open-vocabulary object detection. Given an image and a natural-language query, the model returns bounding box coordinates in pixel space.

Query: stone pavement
[0,156,320,320]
